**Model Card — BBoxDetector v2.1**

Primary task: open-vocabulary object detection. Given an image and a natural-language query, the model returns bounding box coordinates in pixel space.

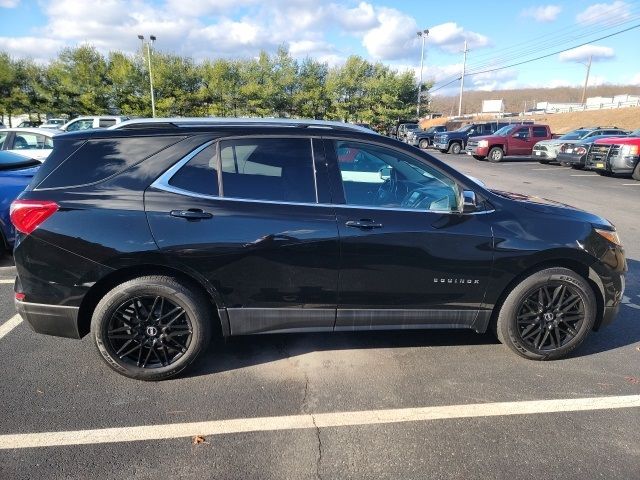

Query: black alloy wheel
[92,275,212,380]
[107,296,192,369]
[495,267,596,360]
[515,283,585,351]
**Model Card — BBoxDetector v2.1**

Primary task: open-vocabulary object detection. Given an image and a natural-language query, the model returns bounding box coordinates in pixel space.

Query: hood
[471,134,499,142]
[490,190,612,227]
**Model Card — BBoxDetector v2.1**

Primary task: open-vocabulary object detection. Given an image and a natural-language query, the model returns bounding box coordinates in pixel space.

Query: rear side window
[532,127,547,137]
[99,119,117,128]
[220,138,316,203]
[36,136,182,189]
[168,143,218,196]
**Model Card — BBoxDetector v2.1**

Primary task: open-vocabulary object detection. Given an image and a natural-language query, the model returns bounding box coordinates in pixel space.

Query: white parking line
[0,279,14,284]
[1,395,639,450]
[0,315,22,341]
[570,174,596,177]
[621,183,640,186]
[531,168,556,171]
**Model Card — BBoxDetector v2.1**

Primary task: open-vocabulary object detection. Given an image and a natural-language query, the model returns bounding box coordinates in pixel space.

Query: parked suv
[396,122,420,142]
[466,124,552,162]
[585,135,640,180]
[433,122,512,154]
[407,125,447,149]
[60,116,130,132]
[532,127,628,164]
[12,118,625,380]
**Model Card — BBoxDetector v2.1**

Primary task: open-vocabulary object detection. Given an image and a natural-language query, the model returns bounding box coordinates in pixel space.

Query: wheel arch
[77,264,228,338]
[487,257,605,334]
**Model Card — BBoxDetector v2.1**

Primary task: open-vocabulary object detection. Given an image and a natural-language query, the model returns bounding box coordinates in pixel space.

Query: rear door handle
[170,209,213,220]
[345,219,383,230]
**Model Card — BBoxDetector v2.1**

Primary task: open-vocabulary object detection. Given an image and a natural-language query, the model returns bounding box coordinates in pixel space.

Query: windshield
[559,129,590,140]
[0,151,40,170]
[493,125,518,136]
[405,124,419,130]
[456,125,473,132]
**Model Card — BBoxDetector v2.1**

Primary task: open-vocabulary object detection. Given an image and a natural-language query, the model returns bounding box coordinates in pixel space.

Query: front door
[509,126,532,155]
[325,139,494,332]
[145,136,340,335]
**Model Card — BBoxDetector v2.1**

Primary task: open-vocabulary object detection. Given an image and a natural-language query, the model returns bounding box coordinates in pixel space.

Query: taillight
[575,147,587,156]
[10,200,59,235]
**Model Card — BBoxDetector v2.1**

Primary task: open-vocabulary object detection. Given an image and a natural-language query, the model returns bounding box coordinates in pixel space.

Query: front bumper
[556,152,584,166]
[608,154,639,175]
[465,145,489,156]
[434,142,448,150]
[15,298,81,339]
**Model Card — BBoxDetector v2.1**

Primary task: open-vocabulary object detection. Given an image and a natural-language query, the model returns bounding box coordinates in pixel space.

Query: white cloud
[521,5,562,22]
[0,36,65,62]
[362,7,418,60]
[0,0,20,8]
[576,1,631,24]
[427,22,490,54]
[559,44,615,62]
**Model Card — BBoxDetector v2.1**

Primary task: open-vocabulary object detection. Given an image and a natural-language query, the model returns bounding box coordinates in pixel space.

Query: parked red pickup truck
[465,124,552,162]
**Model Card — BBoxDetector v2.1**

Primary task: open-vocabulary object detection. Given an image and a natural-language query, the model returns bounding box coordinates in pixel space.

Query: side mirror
[379,166,392,181]
[461,190,478,213]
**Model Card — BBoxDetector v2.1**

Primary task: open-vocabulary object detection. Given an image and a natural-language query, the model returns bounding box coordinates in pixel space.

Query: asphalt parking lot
[0,152,639,480]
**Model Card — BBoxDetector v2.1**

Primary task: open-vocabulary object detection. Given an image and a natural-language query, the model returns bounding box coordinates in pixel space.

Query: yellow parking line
[0,315,22,341]
[1,394,639,450]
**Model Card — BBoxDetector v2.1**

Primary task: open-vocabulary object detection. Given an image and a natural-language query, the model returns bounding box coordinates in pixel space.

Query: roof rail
[112,117,376,134]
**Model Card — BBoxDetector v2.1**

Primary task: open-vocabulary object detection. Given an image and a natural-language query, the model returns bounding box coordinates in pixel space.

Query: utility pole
[581,55,592,105]
[416,29,429,118]
[458,40,468,117]
[138,34,157,118]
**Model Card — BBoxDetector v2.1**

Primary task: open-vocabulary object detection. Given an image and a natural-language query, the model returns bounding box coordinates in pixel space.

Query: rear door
[145,135,340,335]
[325,138,494,332]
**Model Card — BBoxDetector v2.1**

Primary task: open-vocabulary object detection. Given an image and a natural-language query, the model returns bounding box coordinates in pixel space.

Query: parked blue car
[0,151,40,249]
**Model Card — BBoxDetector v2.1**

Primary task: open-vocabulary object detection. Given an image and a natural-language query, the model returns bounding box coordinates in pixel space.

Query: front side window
[532,127,547,138]
[220,138,316,203]
[335,140,459,212]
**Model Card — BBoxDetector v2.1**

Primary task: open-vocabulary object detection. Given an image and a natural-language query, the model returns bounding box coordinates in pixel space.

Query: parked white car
[0,128,62,161]
[60,116,130,132]
[40,118,67,129]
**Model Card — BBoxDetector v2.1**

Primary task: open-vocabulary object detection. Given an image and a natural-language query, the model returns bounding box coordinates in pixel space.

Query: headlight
[477,140,488,148]
[621,145,639,155]
[595,228,622,246]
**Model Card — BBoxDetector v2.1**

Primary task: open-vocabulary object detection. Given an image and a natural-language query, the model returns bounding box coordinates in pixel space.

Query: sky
[0,0,639,96]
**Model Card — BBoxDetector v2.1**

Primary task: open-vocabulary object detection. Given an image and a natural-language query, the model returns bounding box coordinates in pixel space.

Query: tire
[488,147,504,163]
[448,142,462,154]
[472,155,486,161]
[418,139,429,149]
[632,162,640,181]
[495,268,596,360]
[92,275,213,381]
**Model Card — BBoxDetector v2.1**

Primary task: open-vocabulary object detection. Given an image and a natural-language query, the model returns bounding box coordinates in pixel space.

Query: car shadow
[0,251,15,268]
[187,259,640,377]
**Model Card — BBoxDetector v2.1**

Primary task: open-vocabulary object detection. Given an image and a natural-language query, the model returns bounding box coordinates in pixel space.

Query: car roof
[2,127,61,136]
[111,117,376,134]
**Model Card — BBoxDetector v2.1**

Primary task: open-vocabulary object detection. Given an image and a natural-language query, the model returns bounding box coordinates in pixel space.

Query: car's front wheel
[488,147,504,162]
[632,162,640,181]
[449,143,462,154]
[495,268,596,360]
[92,275,213,380]
[419,139,429,149]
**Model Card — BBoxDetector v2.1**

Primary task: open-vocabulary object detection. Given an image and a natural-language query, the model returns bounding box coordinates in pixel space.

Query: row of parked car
[394,121,640,181]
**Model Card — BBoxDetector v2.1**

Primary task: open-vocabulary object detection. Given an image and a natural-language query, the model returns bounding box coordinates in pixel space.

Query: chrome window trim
[150,140,215,193]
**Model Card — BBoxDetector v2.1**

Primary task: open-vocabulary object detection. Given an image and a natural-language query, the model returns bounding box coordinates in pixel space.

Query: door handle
[345,219,383,230]
[170,209,213,220]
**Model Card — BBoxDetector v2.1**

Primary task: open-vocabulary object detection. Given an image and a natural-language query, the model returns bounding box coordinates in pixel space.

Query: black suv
[433,122,513,154]
[12,118,625,380]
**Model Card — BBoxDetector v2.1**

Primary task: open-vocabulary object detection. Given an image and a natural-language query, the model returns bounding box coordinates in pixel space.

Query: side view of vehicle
[465,124,552,162]
[407,125,447,149]
[557,131,635,170]
[59,116,130,132]
[585,135,640,180]
[433,122,513,154]
[12,118,626,380]
[532,126,628,164]
[40,118,67,129]
[0,128,60,162]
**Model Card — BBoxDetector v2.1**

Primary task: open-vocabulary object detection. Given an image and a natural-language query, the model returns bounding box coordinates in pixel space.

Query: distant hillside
[430,85,640,115]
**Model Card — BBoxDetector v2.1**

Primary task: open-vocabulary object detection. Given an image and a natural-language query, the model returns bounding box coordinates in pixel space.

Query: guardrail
[546,100,640,114]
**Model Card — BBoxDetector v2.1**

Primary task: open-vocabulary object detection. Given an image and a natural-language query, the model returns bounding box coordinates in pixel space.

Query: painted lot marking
[1,395,639,450]
[0,315,22,341]
[0,279,14,284]
[570,174,597,177]
[531,168,557,171]
[621,183,640,186]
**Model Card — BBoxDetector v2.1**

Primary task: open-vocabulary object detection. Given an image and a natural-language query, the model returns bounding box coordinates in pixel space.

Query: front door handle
[170,209,213,220]
[345,219,383,230]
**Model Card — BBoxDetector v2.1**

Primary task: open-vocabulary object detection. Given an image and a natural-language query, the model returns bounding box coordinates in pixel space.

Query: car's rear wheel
[419,139,429,149]
[448,143,462,154]
[488,147,504,162]
[495,268,596,360]
[632,162,640,181]
[92,275,213,380]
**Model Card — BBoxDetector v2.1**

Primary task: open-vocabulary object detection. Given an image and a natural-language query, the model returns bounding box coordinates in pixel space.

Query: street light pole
[416,29,429,118]
[458,40,468,117]
[581,55,592,105]
[138,34,157,118]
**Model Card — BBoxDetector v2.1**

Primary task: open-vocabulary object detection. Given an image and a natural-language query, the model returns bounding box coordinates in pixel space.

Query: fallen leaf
[624,376,639,385]
[192,435,207,445]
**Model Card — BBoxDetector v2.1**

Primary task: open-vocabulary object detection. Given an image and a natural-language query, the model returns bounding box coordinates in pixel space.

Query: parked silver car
[60,116,130,132]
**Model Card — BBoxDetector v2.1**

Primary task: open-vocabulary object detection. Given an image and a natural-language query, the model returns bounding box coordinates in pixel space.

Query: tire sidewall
[488,147,504,162]
[450,143,461,154]
[419,139,429,149]
[92,278,211,380]
[497,269,596,360]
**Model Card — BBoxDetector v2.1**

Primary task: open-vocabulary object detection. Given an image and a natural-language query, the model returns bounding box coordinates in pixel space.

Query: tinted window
[335,140,459,212]
[220,138,316,203]
[99,119,117,128]
[169,144,218,196]
[36,136,182,189]
[532,127,547,138]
